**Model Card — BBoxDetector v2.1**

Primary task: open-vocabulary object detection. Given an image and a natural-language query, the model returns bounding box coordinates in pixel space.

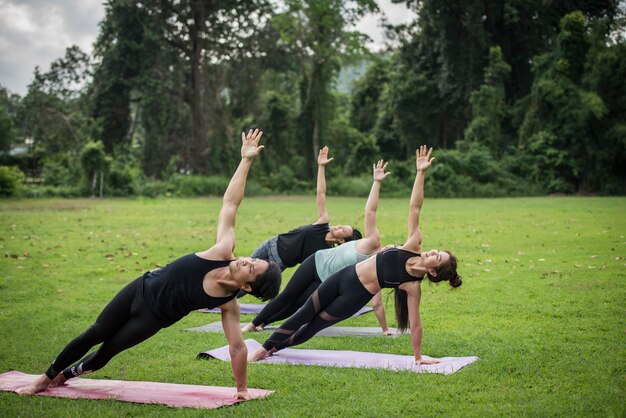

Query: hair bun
[450,274,462,288]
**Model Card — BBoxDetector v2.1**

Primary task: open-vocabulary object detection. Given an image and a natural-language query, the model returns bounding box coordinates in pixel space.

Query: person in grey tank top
[242,160,395,335]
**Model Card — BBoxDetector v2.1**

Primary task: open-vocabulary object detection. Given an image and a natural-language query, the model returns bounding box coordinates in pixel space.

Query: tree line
[0,0,624,197]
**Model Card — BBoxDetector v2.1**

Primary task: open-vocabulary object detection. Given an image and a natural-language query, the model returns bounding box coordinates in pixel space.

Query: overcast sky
[0,0,415,96]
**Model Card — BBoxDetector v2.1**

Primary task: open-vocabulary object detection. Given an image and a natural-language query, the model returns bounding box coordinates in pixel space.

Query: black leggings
[45,277,164,380]
[252,255,321,327]
[263,265,374,351]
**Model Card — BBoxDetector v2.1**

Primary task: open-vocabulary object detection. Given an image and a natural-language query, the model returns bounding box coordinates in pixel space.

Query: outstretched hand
[241,128,264,159]
[317,146,334,166]
[373,160,391,182]
[415,145,434,171]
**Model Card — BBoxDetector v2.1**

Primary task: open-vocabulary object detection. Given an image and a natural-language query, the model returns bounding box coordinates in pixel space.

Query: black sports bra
[375,248,422,289]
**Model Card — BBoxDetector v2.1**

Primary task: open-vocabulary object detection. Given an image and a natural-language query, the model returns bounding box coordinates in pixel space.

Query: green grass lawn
[0,196,624,417]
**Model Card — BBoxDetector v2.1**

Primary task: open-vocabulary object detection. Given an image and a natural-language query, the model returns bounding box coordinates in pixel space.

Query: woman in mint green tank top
[242,160,395,335]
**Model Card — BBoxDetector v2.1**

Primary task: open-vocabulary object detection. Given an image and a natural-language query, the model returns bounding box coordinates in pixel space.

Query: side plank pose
[243,146,361,278]
[18,129,281,399]
[242,160,394,335]
[250,146,462,364]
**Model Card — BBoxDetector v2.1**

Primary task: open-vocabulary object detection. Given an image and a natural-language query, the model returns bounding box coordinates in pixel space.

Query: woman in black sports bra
[18,129,281,399]
[250,145,461,365]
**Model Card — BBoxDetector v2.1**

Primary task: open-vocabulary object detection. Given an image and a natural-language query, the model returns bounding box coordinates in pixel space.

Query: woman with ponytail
[250,145,461,365]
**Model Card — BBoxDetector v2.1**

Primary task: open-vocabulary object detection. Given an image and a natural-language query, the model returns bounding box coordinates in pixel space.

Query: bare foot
[241,323,256,333]
[49,373,68,388]
[16,374,51,395]
[248,347,269,362]
[254,324,265,332]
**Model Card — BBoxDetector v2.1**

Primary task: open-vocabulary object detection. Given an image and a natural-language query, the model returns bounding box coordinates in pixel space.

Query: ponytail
[394,288,409,333]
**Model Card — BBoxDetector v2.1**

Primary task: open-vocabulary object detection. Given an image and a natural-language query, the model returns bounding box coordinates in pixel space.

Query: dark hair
[343,227,362,243]
[394,288,409,333]
[425,251,462,288]
[248,261,281,301]
[394,250,461,332]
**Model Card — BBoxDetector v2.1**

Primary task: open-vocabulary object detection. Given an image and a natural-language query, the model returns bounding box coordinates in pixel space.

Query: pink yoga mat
[0,371,273,409]
[200,339,479,375]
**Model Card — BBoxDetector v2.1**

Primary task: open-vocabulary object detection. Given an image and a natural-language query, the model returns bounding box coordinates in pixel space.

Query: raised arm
[403,145,434,251]
[314,146,333,224]
[219,299,250,399]
[356,160,390,254]
[207,129,264,259]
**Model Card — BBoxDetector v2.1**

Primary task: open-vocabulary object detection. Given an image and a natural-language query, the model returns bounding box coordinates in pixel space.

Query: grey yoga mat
[198,303,373,316]
[185,322,397,337]
[199,339,479,375]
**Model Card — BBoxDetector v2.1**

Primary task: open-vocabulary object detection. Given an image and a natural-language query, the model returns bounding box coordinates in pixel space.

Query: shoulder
[218,297,239,313]
[197,245,234,261]
[399,280,422,296]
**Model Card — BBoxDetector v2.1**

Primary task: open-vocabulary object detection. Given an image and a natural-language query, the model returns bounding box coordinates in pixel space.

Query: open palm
[373,160,391,182]
[241,129,264,159]
[416,145,434,171]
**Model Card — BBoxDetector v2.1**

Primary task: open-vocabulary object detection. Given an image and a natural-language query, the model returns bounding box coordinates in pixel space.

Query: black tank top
[142,254,236,326]
[375,248,422,289]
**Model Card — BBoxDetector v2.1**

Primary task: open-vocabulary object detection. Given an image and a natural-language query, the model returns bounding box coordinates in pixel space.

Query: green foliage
[168,175,230,197]
[80,141,107,176]
[5,2,625,197]
[106,160,137,197]
[465,46,511,156]
[41,154,81,187]
[0,165,25,196]
[517,11,624,193]
[344,134,380,176]
[265,166,310,194]
[426,141,541,197]
[0,103,15,153]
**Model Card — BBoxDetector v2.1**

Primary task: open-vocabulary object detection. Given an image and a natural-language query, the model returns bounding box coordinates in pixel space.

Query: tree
[518,11,611,193]
[465,45,511,156]
[19,46,93,156]
[273,0,378,175]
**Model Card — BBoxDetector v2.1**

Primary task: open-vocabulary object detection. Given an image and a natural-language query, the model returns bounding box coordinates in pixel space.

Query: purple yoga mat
[200,339,479,375]
[185,322,398,337]
[0,371,273,409]
[198,303,373,316]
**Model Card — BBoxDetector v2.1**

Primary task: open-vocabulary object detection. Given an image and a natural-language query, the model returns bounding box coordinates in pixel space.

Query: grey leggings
[263,265,374,351]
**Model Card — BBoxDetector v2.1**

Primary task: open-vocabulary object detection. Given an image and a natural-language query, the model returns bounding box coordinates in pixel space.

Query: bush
[107,162,137,196]
[42,155,81,187]
[327,175,372,197]
[0,165,25,196]
[265,166,311,194]
[169,174,230,196]
[135,179,172,198]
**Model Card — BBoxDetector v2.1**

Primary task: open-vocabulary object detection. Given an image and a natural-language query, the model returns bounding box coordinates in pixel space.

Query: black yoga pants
[45,277,164,380]
[263,265,374,351]
[252,254,321,327]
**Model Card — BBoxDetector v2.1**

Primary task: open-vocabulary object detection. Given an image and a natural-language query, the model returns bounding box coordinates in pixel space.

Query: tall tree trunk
[189,0,207,174]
